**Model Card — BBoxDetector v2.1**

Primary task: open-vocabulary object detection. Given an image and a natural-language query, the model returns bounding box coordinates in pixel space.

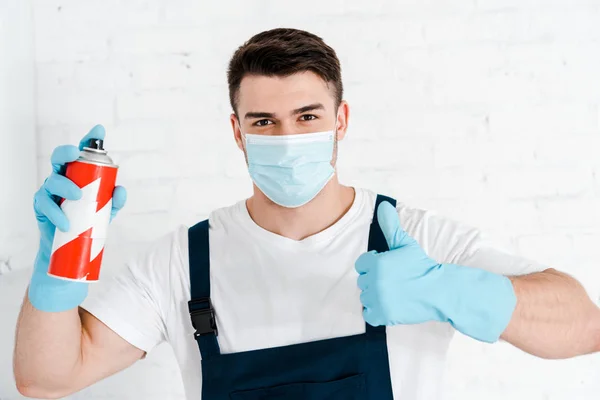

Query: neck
[245,177,355,241]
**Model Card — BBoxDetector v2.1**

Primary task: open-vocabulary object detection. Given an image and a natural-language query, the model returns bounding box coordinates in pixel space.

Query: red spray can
[48,139,118,281]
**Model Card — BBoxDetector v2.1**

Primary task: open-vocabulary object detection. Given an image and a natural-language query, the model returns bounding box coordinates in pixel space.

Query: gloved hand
[28,125,127,312]
[356,201,517,343]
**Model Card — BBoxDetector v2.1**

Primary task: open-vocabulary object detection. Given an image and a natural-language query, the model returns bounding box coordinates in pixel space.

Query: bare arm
[13,294,144,399]
[501,268,600,359]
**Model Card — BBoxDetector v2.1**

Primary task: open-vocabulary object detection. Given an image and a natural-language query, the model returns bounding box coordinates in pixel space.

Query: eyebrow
[244,103,325,120]
[244,111,274,119]
[292,103,325,115]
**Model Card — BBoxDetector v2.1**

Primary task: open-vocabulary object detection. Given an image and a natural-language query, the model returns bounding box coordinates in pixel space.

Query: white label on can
[51,177,112,262]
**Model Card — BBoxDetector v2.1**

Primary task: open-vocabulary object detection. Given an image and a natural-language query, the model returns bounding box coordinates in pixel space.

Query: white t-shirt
[81,188,546,400]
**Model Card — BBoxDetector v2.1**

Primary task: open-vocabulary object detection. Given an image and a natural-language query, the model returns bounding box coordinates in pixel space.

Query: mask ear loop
[238,116,245,141]
[331,114,340,166]
[238,115,249,150]
[334,113,339,140]
[237,117,250,166]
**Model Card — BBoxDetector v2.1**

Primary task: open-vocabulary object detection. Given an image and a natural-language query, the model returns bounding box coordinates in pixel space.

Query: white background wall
[0,0,36,275]
[1,0,600,398]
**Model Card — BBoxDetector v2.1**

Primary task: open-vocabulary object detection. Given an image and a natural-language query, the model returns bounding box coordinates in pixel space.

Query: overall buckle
[188,297,218,337]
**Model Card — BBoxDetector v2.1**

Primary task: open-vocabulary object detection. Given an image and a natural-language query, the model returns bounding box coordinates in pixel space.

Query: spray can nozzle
[86,139,104,151]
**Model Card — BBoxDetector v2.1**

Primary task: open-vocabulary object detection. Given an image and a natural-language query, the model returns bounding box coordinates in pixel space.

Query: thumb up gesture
[355,201,447,327]
[355,201,517,344]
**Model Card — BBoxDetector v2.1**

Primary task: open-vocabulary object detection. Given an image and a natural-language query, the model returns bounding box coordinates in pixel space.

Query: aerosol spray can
[48,139,118,282]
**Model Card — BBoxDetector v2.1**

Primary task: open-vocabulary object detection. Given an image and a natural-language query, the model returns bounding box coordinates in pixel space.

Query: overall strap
[188,219,220,359]
[366,194,397,334]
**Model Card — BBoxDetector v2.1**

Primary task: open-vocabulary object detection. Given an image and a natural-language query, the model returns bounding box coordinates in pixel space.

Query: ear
[230,113,244,152]
[335,100,350,141]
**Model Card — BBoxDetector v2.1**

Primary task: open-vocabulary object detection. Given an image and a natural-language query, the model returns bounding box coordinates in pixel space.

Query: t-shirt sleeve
[397,202,548,277]
[80,228,182,354]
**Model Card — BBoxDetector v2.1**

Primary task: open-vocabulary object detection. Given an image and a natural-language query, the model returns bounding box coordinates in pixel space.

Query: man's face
[231,71,348,155]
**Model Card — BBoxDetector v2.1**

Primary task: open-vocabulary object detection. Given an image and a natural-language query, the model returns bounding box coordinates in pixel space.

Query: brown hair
[227,28,343,115]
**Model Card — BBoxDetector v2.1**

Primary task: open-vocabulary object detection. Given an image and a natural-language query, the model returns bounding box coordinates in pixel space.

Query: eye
[300,114,317,121]
[253,119,273,127]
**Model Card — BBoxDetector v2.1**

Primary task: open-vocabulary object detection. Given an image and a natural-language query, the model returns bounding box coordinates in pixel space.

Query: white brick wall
[2,0,600,398]
[0,0,36,275]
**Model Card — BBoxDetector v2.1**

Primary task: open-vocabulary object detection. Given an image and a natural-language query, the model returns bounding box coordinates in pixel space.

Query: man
[13,28,600,400]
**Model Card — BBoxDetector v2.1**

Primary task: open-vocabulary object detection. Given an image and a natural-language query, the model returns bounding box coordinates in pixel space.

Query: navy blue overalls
[187,195,396,399]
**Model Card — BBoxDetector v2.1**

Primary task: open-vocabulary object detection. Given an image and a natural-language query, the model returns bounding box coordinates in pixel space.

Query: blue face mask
[243,130,336,208]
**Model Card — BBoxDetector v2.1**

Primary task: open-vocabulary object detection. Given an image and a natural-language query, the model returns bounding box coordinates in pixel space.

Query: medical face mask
[243,130,336,208]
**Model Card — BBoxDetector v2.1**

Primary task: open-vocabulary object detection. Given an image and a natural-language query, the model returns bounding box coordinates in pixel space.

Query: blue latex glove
[356,201,517,343]
[28,125,127,312]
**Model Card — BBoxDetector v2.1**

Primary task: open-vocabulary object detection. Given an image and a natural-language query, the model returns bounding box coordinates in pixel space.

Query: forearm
[501,268,600,359]
[13,292,84,398]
